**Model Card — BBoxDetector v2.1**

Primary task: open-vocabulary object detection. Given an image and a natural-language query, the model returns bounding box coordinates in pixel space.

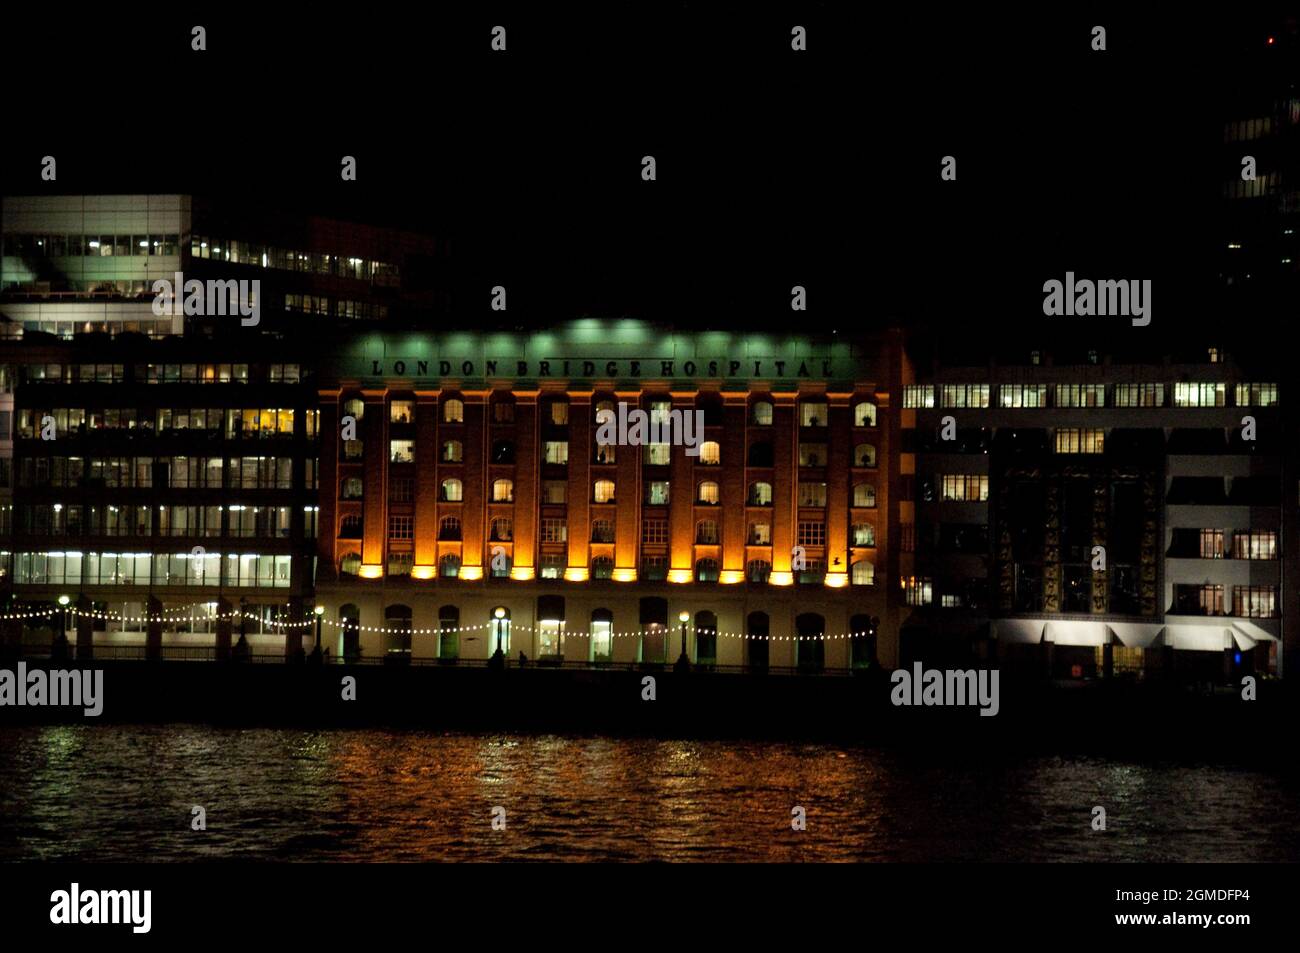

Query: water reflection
[0,726,1296,862]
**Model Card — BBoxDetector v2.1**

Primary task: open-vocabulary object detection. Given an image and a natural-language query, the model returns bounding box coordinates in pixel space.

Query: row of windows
[15,504,316,538]
[1172,584,1278,618]
[4,233,180,257]
[283,294,389,322]
[343,397,879,428]
[344,476,877,508]
[8,551,295,588]
[189,235,400,285]
[1180,529,1278,560]
[17,407,314,438]
[356,514,879,549]
[904,382,1279,409]
[341,551,878,586]
[17,363,301,384]
[17,456,313,489]
[362,434,879,470]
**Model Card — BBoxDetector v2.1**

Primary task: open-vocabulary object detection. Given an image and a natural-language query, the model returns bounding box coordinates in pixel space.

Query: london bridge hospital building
[313,323,903,670]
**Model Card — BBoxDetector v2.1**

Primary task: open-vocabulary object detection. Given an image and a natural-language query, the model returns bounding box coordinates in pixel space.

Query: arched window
[439,553,461,578]
[748,481,773,506]
[699,441,721,465]
[696,520,719,544]
[593,479,616,504]
[491,439,515,464]
[441,440,463,463]
[594,442,616,465]
[852,522,876,547]
[591,519,615,543]
[752,401,773,426]
[590,608,614,663]
[854,443,877,468]
[694,610,718,664]
[695,558,719,582]
[339,552,362,576]
[853,484,876,508]
[747,522,771,545]
[439,516,461,540]
[591,556,614,580]
[491,517,513,541]
[594,400,616,423]
[438,605,460,660]
[443,399,464,423]
[854,402,877,428]
[697,481,720,504]
[492,479,514,502]
[342,477,364,499]
[342,398,364,420]
[441,478,463,502]
[492,396,515,423]
[490,550,512,578]
[852,559,875,586]
[339,514,362,538]
[746,559,771,583]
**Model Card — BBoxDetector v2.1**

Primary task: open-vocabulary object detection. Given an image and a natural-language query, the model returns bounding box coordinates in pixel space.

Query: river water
[1,726,1296,862]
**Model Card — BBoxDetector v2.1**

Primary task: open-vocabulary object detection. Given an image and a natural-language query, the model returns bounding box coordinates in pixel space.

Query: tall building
[900,337,1289,680]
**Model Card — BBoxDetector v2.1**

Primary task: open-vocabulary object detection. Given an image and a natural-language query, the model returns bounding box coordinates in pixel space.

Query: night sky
[2,8,1295,352]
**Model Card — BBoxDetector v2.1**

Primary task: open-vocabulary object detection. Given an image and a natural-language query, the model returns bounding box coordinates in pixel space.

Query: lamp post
[56,594,70,660]
[490,606,506,670]
[675,610,690,672]
[313,604,325,661]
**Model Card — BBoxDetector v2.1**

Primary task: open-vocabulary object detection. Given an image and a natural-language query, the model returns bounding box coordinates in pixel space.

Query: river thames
[2,726,1297,862]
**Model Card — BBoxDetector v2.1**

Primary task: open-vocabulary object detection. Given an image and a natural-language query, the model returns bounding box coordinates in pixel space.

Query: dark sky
[2,8,1295,348]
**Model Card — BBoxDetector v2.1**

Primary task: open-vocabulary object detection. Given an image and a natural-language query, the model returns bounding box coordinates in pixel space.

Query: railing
[8,646,858,675]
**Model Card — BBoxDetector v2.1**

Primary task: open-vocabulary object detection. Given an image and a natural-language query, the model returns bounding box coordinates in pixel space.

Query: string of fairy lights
[0,601,878,642]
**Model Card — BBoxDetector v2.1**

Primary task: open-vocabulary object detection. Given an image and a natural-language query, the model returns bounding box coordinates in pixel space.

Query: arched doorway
[338,604,360,661]
[694,610,718,666]
[591,608,613,663]
[639,597,667,664]
[850,614,878,669]
[746,611,770,671]
[384,604,412,662]
[796,613,825,672]
[438,605,459,661]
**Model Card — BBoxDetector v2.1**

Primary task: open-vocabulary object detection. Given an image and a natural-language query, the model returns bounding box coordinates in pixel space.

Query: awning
[991,619,1045,644]
[1106,622,1165,648]
[1043,620,1107,646]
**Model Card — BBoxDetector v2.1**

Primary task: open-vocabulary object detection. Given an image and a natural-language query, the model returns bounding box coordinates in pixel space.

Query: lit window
[389,400,415,424]
[851,560,875,585]
[940,474,989,502]
[854,402,877,427]
[441,478,463,502]
[443,399,464,423]
[1054,428,1105,454]
[697,481,720,505]
[748,482,773,506]
[594,479,616,503]
[853,484,876,508]
[752,401,774,425]
[903,385,934,409]
[544,441,569,465]
[441,440,463,462]
[699,441,721,465]
[646,481,670,506]
[800,402,828,427]
[492,479,514,503]
[798,482,827,507]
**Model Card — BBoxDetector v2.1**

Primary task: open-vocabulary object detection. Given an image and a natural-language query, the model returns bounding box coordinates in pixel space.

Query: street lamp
[56,594,70,659]
[675,610,690,672]
[490,606,507,669]
[313,604,325,660]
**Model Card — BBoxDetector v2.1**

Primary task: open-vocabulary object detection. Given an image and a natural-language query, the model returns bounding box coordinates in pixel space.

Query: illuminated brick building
[314,321,906,670]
